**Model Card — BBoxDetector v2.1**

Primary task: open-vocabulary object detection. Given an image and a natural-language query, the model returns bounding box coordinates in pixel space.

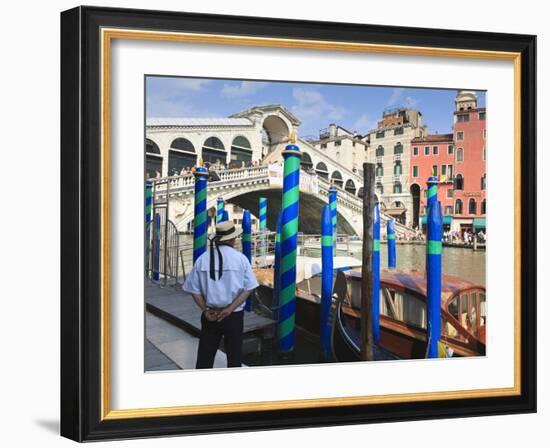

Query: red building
[451,91,486,234]
[407,90,486,234]
[409,133,455,230]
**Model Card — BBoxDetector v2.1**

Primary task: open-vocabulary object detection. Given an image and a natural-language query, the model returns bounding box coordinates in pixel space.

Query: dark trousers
[196,311,244,369]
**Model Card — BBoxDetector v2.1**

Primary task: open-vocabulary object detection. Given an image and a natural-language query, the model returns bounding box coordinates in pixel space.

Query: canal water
[304,242,486,287]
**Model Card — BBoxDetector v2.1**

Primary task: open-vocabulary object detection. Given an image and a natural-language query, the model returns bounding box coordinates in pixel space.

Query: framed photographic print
[60,5,536,442]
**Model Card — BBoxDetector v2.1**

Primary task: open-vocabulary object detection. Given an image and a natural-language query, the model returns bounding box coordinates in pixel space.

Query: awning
[421,215,452,225]
[384,207,406,217]
[473,218,486,230]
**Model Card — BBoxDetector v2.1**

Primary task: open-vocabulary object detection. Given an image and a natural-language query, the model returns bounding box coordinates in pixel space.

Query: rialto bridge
[152,165,416,238]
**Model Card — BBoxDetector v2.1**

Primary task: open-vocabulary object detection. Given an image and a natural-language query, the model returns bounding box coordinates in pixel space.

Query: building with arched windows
[365,107,427,226]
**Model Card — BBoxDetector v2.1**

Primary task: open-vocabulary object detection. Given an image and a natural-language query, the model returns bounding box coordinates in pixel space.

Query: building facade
[451,91,487,233]
[365,108,427,227]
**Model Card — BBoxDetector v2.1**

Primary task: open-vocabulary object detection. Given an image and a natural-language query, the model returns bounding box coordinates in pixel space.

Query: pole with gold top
[192,160,208,264]
[277,130,301,356]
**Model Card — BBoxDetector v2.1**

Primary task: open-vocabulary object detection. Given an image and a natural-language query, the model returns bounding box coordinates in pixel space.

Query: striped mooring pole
[152,212,161,281]
[426,200,443,358]
[373,203,381,344]
[222,210,229,222]
[320,205,333,360]
[387,219,396,269]
[259,197,267,262]
[272,211,283,323]
[242,210,253,311]
[216,197,225,224]
[329,183,338,252]
[427,176,439,210]
[145,181,153,277]
[277,138,302,354]
[192,166,209,264]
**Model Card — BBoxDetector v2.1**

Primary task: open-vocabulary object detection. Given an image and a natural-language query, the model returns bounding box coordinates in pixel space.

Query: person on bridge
[181,220,259,369]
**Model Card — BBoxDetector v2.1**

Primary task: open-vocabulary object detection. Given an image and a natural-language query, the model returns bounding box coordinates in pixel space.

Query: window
[445,206,453,215]
[481,199,487,214]
[483,146,486,161]
[433,146,439,155]
[481,174,486,190]
[448,298,459,320]
[345,179,356,195]
[202,136,226,165]
[393,182,402,194]
[376,183,384,195]
[168,138,197,175]
[432,165,438,176]
[456,131,464,141]
[456,147,464,162]
[441,165,447,176]
[448,165,453,178]
[483,129,487,139]
[413,146,419,156]
[424,146,430,155]
[394,161,402,175]
[394,127,404,135]
[315,162,329,179]
[469,198,477,215]
[454,174,464,190]
[335,140,342,147]
[230,136,252,163]
[146,138,161,154]
[320,143,327,149]
[376,145,384,157]
[448,145,454,154]
[413,166,419,177]
[455,199,463,214]
[376,131,385,139]
[352,141,356,147]
[331,170,344,187]
[457,113,470,122]
[170,137,195,153]
[300,152,313,170]
[394,142,403,154]
[447,189,453,198]
[376,163,384,177]
[479,111,486,120]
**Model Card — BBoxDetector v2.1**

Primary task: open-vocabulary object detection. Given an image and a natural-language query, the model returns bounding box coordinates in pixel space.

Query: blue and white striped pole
[426,200,443,358]
[273,211,282,323]
[242,210,253,312]
[373,203,381,344]
[216,197,224,224]
[320,205,333,360]
[192,166,208,264]
[329,183,338,252]
[278,138,302,354]
[387,219,396,269]
[153,212,161,281]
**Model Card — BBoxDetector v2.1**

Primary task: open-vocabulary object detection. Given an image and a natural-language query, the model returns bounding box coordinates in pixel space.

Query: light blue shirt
[182,245,259,311]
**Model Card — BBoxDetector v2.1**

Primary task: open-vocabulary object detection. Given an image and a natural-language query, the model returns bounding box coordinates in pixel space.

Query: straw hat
[215,221,242,242]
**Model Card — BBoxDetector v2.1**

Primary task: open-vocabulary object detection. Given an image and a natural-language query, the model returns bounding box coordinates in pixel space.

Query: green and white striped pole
[192,165,209,264]
[216,197,224,224]
[329,183,338,252]
[278,136,301,354]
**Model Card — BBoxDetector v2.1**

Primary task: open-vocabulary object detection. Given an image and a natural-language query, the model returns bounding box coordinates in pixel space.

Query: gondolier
[182,220,259,368]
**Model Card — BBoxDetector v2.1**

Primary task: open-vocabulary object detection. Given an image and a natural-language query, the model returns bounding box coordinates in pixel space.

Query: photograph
[144,77,488,370]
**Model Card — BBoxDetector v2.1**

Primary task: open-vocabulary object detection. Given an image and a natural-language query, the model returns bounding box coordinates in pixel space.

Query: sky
[146,76,486,137]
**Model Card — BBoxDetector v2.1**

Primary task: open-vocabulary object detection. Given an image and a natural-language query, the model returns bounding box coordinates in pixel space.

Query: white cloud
[291,87,346,123]
[220,81,267,98]
[404,96,418,108]
[352,114,375,132]
[170,78,212,91]
[386,88,405,107]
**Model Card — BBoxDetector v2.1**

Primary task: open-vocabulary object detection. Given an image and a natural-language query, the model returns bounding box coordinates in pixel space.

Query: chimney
[329,123,337,137]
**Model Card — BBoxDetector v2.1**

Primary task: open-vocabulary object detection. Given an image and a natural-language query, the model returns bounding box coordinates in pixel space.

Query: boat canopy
[297,256,362,283]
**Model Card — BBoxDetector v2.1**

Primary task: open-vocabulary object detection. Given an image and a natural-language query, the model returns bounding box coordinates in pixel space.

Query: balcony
[393,154,402,161]
[393,175,401,182]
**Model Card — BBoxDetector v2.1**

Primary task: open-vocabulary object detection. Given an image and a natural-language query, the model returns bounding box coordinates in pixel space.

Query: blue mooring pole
[153,212,161,281]
[278,139,301,354]
[426,200,443,358]
[222,209,229,222]
[216,198,224,224]
[320,205,333,360]
[145,181,153,277]
[242,210,253,311]
[387,219,396,269]
[192,166,209,264]
[272,211,283,323]
[329,183,338,252]
[373,203,381,344]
